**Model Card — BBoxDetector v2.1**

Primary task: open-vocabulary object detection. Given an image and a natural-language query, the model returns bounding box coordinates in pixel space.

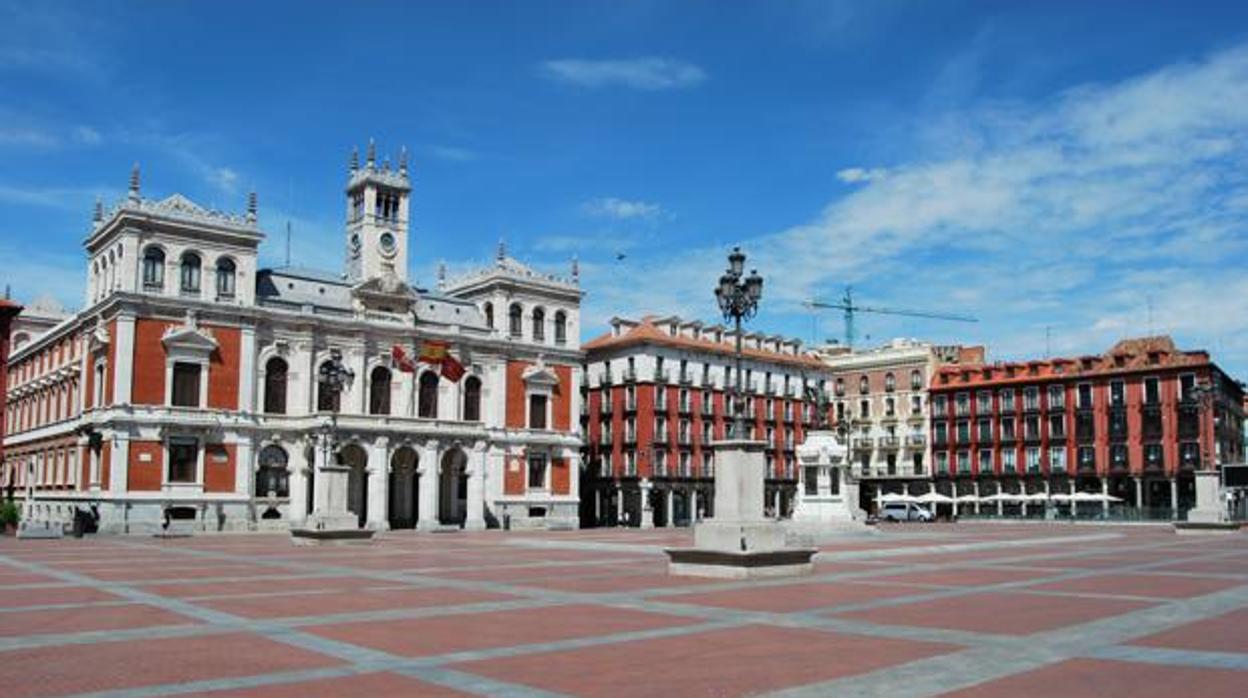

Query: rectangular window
[976,391,992,413]
[1111,444,1128,469]
[1110,380,1125,407]
[935,451,948,474]
[955,392,969,415]
[1047,385,1064,410]
[527,454,547,488]
[1078,446,1095,470]
[1002,449,1017,473]
[1001,416,1015,440]
[1144,444,1163,469]
[171,362,201,407]
[1077,383,1093,408]
[1179,442,1200,468]
[168,438,197,483]
[911,395,922,414]
[977,419,991,442]
[957,451,970,473]
[1026,446,1041,472]
[934,422,948,445]
[1144,377,1160,404]
[528,394,548,429]
[1024,387,1039,410]
[1051,448,1067,472]
[932,395,947,414]
[912,452,924,475]
[999,389,1014,412]
[956,421,970,443]
[1049,414,1066,439]
[978,449,992,473]
[1179,374,1196,401]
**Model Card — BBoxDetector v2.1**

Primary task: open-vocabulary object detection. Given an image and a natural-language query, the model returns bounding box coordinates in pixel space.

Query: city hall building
[2,145,585,533]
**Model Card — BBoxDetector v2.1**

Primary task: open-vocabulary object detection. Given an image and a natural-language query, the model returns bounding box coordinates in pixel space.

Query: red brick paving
[1,633,340,698]
[0,584,123,609]
[1130,608,1248,653]
[184,671,474,697]
[309,603,695,658]
[456,624,954,697]
[0,602,197,637]
[1026,572,1241,599]
[864,566,1045,588]
[833,590,1155,635]
[666,580,924,613]
[943,658,1248,698]
[200,586,515,620]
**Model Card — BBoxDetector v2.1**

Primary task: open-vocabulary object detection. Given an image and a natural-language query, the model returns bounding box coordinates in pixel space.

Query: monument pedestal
[666,440,815,578]
[1175,469,1239,534]
[290,461,373,545]
[788,431,868,539]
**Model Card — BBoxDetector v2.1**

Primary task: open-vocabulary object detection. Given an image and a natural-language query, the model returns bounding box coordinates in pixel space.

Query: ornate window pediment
[522,357,559,388]
[162,311,218,358]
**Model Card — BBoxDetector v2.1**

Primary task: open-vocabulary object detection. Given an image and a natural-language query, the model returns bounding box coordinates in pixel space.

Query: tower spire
[247,191,258,223]
[496,239,506,264]
[399,146,408,176]
[366,138,376,169]
[128,163,141,202]
[571,254,579,283]
[349,146,359,172]
[93,196,104,223]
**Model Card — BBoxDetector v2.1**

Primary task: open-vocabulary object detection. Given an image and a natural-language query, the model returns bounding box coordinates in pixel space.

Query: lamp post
[714,247,763,439]
[315,349,354,471]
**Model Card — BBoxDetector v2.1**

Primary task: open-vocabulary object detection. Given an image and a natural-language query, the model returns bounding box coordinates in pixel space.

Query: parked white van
[881,502,935,522]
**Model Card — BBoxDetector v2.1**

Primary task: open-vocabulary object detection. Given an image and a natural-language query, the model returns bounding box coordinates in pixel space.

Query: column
[366,437,389,530]
[640,479,654,529]
[238,326,257,412]
[112,313,135,405]
[110,433,129,496]
[690,488,699,525]
[287,439,309,524]
[235,437,253,497]
[350,349,367,414]
[465,445,486,531]
[1101,478,1110,518]
[973,480,981,515]
[417,441,439,530]
[772,488,781,518]
[665,487,674,527]
[1169,478,1178,517]
[313,435,332,515]
[616,484,624,526]
[1134,476,1143,511]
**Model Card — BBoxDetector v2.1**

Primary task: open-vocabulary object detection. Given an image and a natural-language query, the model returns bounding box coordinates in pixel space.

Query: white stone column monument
[788,430,867,536]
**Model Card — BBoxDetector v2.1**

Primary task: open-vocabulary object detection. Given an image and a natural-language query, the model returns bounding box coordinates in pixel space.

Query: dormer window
[180,253,201,295]
[142,247,165,291]
[215,258,236,299]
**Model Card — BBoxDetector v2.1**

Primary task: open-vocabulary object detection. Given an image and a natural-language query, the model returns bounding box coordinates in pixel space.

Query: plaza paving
[1,523,1245,697]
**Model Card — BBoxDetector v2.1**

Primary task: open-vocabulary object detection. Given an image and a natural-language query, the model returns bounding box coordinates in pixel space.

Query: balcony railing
[653,369,669,383]
[678,370,693,385]
[879,436,901,449]
[1024,431,1043,443]
[853,437,875,450]
[622,368,636,382]
[907,434,926,447]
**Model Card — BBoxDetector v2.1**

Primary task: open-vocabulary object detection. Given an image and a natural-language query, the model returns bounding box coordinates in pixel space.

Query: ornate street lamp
[317,349,354,465]
[714,246,763,438]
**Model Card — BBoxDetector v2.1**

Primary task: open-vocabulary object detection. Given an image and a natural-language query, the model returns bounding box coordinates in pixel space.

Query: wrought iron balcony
[653,368,669,383]
[622,368,637,382]
[853,437,875,450]
[678,369,693,385]
[907,434,926,447]
[879,436,901,449]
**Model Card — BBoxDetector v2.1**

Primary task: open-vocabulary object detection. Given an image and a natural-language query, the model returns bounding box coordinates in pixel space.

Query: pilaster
[112,313,136,405]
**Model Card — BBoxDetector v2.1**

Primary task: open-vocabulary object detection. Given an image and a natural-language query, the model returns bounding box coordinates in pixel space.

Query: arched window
[142,247,165,290]
[180,252,201,294]
[483,302,494,329]
[263,357,288,414]
[859,376,869,394]
[418,372,439,418]
[369,366,391,415]
[508,303,523,337]
[255,445,289,498]
[884,372,896,392]
[532,307,545,341]
[463,376,482,422]
[316,363,340,412]
[554,311,567,345]
[215,258,236,298]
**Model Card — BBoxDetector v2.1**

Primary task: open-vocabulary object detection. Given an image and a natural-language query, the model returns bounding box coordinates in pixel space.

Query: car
[881,501,935,522]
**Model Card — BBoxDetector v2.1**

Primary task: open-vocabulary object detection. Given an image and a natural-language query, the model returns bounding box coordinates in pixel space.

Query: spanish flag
[417,340,450,363]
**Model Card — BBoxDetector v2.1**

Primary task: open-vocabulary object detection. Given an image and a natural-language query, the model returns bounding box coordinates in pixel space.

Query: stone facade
[2,147,584,533]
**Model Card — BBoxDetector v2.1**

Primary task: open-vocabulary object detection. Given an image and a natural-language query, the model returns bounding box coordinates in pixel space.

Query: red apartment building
[929,336,1245,517]
[581,316,828,527]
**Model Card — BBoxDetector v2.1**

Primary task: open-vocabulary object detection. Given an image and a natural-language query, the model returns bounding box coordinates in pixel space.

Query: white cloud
[72,125,101,145]
[582,197,665,221]
[582,44,1248,376]
[0,127,59,148]
[836,167,888,183]
[541,57,706,90]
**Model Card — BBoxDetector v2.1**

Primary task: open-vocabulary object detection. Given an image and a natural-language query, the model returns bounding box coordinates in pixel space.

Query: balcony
[678,369,693,385]
[622,367,637,383]
[881,411,898,423]
[853,437,875,450]
[907,434,926,447]
[879,436,901,449]
[1049,431,1068,443]
[1046,401,1066,413]
[1022,401,1040,414]
[999,432,1016,445]
[653,368,669,383]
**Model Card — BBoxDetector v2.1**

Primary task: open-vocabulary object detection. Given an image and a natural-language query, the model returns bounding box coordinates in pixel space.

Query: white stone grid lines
[0,526,1241,697]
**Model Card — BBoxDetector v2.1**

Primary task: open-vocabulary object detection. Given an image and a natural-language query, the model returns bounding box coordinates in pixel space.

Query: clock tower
[345,140,411,282]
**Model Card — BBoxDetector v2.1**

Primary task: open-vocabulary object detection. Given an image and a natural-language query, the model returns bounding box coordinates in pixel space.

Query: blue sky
[2,1,1247,377]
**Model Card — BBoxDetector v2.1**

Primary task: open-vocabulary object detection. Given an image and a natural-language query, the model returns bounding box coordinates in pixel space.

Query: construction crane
[804,287,978,349]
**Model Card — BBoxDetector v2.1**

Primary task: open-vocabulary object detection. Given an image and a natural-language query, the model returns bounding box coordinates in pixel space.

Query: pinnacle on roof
[93,196,103,223]
[399,145,408,176]
[349,146,359,172]
[496,239,506,263]
[128,162,141,202]
[247,191,258,222]
[366,138,376,168]
[571,254,579,283]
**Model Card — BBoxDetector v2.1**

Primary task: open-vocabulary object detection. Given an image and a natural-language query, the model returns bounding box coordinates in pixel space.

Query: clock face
[380,232,396,253]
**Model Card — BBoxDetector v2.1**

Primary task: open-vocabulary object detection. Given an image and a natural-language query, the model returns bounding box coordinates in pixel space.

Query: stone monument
[665,246,816,578]
[789,430,866,530]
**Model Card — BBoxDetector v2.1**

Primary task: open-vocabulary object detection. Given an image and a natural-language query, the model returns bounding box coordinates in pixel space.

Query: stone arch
[338,443,369,528]
[439,447,469,526]
[388,445,420,529]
